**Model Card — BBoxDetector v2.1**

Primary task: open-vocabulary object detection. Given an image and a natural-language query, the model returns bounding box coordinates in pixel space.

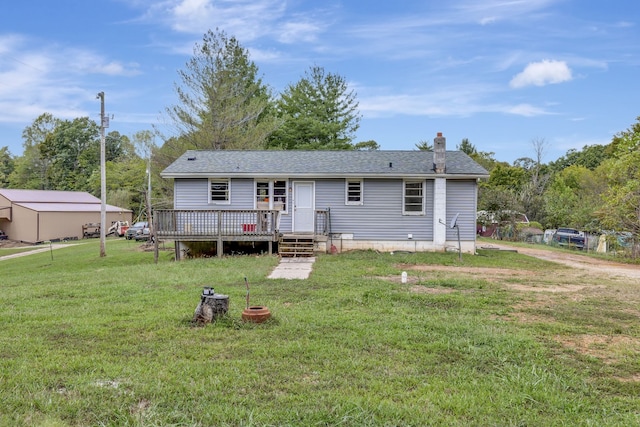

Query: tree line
[468,119,640,256]
[0,29,638,253]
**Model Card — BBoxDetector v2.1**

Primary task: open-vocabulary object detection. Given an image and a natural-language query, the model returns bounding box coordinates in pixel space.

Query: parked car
[125,221,149,240]
[552,227,585,249]
[0,230,7,240]
[134,227,152,242]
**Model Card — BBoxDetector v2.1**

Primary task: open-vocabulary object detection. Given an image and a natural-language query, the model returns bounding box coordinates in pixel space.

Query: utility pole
[146,153,153,239]
[97,92,107,257]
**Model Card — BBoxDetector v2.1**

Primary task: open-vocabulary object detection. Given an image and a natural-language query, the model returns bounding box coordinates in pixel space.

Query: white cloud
[358,84,553,119]
[479,16,497,25]
[505,103,550,116]
[0,37,140,125]
[456,0,558,25]
[510,59,572,88]
[66,49,141,76]
[160,0,286,39]
[247,47,281,62]
[146,0,328,50]
[276,20,322,44]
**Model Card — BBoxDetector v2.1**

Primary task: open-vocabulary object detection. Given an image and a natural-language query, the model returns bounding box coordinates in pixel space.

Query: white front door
[293,181,315,233]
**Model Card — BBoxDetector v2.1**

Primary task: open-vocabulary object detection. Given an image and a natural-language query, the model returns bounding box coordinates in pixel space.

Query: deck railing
[155,208,330,241]
[315,209,330,235]
[154,209,280,240]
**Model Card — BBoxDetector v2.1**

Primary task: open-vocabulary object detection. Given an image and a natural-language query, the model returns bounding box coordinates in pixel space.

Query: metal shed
[0,189,133,243]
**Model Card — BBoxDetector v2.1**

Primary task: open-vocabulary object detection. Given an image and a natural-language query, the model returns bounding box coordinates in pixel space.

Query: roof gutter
[160,172,489,180]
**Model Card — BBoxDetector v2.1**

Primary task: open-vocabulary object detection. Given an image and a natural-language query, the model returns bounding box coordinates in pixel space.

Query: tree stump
[193,290,229,324]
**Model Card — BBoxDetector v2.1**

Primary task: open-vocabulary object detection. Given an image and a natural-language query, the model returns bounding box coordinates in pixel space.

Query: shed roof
[0,189,100,204]
[161,150,489,179]
[15,203,130,213]
[0,189,132,213]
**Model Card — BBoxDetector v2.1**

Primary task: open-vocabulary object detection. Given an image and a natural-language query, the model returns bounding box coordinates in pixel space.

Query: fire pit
[242,277,271,323]
[241,306,271,323]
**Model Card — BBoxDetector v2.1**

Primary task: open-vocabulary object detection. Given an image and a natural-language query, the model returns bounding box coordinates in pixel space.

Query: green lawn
[1,240,638,426]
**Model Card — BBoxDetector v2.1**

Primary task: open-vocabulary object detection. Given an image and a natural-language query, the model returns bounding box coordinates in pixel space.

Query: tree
[543,165,603,230]
[9,113,60,189]
[487,163,527,192]
[514,138,551,223]
[353,140,380,151]
[132,130,158,228]
[415,140,432,151]
[105,131,136,162]
[39,117,100,191]
[597,117,640,255]
[0,147,14,187]
[161,29,275,161]
[88,157,146,213]
[457,138,477,156]
[470,150,501,173]
[548,144,608,173]
[267,65,361,150]
[85,130,154,216]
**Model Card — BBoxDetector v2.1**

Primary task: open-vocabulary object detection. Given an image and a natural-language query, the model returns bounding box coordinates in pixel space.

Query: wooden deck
[153,209,330,259]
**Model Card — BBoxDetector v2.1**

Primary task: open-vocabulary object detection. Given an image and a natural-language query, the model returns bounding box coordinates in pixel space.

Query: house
[0,189,133,243]
[157,133,489,259]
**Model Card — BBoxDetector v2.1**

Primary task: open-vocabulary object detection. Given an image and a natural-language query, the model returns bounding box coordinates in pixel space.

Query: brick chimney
[433,132,446,173]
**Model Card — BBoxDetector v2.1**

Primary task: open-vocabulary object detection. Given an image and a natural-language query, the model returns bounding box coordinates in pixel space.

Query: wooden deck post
[217,212,223,257]
[154,232,159,263]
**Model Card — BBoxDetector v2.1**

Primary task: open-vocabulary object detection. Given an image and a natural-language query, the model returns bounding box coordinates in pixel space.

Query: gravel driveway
[479,243,640,280]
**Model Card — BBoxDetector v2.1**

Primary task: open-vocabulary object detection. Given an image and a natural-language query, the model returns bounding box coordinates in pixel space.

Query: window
[255,180,288,211]
[403,181,424,214]
[345,179,363,205]
[209,179,230,204]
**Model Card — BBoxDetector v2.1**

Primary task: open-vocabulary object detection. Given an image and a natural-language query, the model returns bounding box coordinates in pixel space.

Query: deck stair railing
[314,208,330,235]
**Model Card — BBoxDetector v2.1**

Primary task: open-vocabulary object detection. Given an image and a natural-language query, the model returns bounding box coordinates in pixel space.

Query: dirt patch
[505,284,597,293]
[615,374,640,383]
[400,264,531,277]
[0,240,31,249]
[553,334,640,365]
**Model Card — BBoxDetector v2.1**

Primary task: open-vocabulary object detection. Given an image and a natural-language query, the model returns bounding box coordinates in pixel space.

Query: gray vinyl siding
[174,179,207,209]
[316,179,433,240]
[174,178,254,210]
[445,180,477,241]
[173,177,476,242]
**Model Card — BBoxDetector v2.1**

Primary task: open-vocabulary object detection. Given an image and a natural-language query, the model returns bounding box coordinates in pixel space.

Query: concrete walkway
[268,257,316,280]
[0,244,76,261]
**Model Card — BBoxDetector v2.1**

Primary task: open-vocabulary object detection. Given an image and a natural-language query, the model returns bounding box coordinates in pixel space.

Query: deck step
[279,235,314,257]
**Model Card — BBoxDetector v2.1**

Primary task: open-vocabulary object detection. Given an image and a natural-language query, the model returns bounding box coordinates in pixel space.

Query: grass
[1,240,639,426]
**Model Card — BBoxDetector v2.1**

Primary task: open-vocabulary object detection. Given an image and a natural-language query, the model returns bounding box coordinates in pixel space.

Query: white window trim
[254,179,289,213]
[345,179,364,205]
[403,180,425,215]
[209,178,231,205]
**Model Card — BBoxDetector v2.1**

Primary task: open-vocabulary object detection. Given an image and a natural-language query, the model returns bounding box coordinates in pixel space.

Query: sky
[1,0,638,164]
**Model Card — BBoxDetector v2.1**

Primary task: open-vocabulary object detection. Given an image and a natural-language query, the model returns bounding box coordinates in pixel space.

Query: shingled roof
[161,150,489,179]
